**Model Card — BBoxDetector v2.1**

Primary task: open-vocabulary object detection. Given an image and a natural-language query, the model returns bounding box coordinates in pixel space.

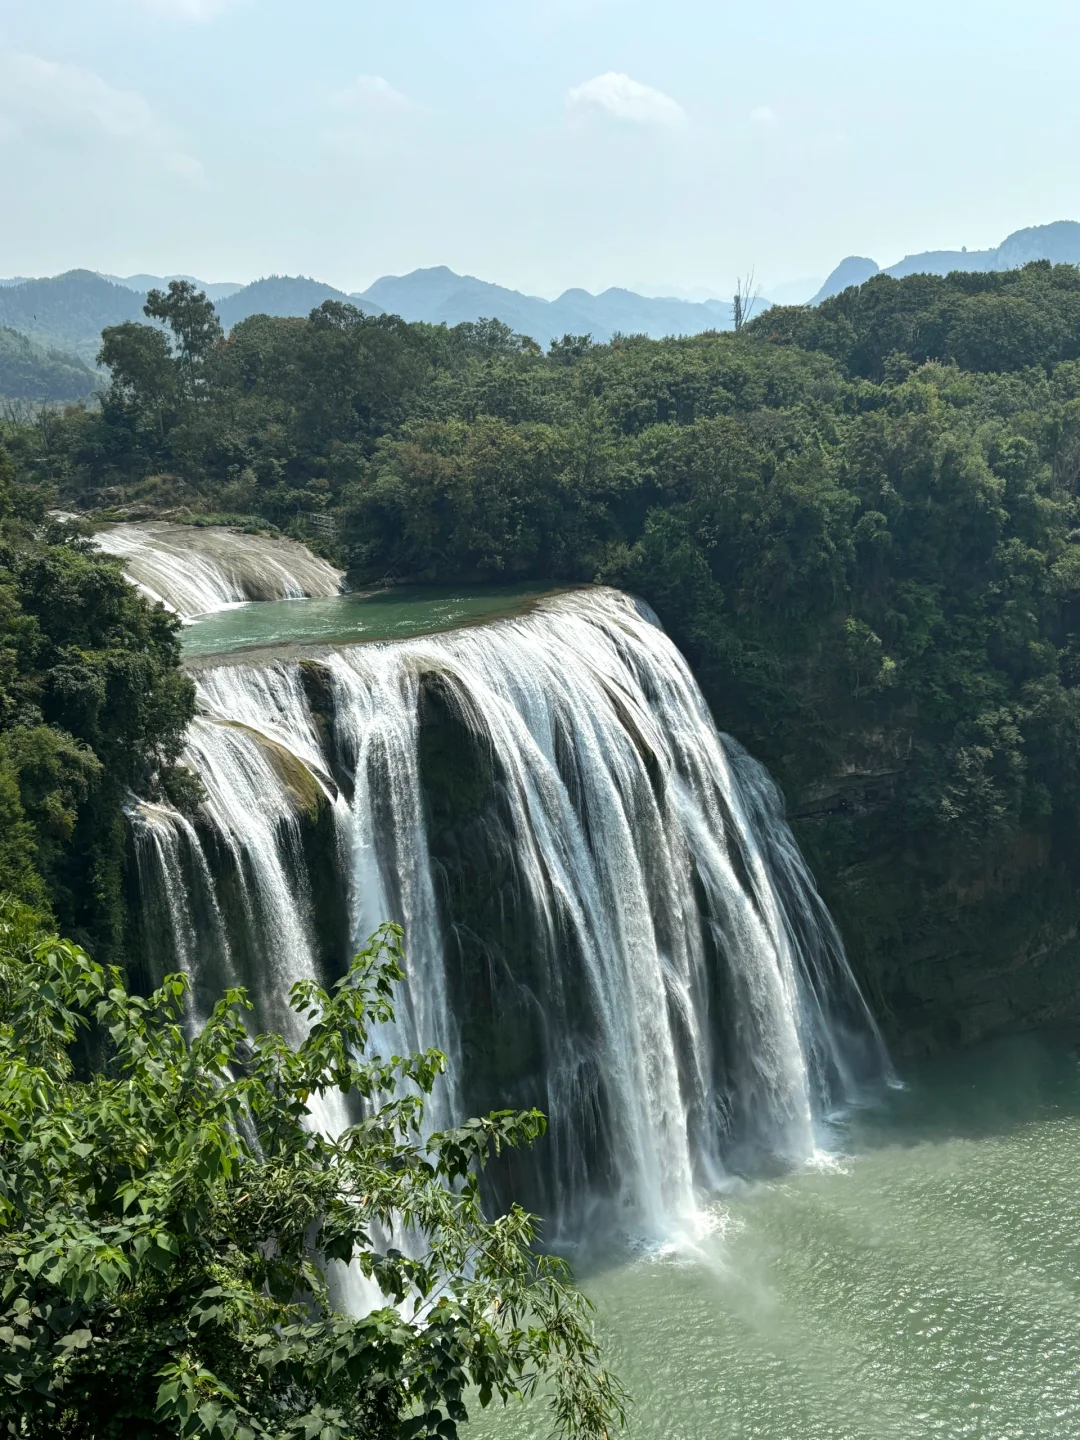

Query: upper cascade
[129,585,889,1240]
[94,521,344,619]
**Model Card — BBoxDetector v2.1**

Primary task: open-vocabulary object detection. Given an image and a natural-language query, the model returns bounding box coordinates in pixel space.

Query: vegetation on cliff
[0,441,195,954]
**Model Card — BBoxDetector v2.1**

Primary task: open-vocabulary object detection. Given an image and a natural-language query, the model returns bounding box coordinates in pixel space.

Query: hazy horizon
[3,262,821,305]
[3,1,1077,300]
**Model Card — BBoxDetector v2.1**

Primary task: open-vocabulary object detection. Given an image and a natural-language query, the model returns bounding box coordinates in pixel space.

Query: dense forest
[6,263,1080,1042]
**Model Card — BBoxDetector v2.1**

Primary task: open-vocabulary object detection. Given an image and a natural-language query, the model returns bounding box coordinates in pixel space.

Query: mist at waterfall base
[129,584,888,1248]
[467,1031,1080,1440]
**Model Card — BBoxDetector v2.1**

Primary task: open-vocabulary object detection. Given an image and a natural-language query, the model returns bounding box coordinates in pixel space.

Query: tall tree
[144,281,224,399]
[97,322,178,439]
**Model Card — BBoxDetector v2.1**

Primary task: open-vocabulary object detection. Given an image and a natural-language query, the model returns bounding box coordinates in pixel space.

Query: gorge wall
[788,762,1080,1060]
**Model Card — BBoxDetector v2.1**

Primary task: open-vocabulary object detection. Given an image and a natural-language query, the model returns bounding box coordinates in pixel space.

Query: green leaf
[57,1327,92,1350]
[0,920,625,1439]
[197,1400,222,1432]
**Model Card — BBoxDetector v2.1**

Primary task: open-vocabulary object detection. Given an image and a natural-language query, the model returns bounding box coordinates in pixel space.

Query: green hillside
[0,270,146,365]
[0,326,99,403]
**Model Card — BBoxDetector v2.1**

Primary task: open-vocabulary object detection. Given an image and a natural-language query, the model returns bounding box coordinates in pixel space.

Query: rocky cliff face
[793,786,1080,1057]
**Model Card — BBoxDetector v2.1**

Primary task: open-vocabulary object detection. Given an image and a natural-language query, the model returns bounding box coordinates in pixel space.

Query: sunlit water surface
[182,584,564,658]
[467,1034,1080,1440]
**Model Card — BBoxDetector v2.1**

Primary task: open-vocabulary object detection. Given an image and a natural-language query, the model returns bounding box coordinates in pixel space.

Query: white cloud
[566,72,686,127]
[750,104,779,127]
[0,52,201,177]
[331,75,412,115]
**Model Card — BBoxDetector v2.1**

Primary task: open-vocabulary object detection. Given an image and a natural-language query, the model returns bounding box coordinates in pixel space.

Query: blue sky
[1,0,1077,298]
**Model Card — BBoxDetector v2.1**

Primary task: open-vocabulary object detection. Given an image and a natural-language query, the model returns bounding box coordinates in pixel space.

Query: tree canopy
[744,259,1080,379]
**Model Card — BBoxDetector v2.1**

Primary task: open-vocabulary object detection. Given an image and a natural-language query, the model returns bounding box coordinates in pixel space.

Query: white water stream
[96,521,344,617]
[130,586,888,1240]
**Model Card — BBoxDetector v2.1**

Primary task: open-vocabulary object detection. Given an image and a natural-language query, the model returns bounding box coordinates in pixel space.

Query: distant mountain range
[0,272,148,366]
[216,275,383,328]
[103,273,244,303]
[812,221,1080,302]
[356,265,737,343]
[0,267,742,375]
[0,271,244,299]
[3,221,1080,394]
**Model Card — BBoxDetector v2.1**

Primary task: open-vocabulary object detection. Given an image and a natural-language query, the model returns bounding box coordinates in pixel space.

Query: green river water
[182,584,561,658]
[468,1034,1080,1440]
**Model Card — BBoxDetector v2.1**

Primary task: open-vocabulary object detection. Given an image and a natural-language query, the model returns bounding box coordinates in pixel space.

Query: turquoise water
[467,1034,1080,1440]
[182,584,565,658]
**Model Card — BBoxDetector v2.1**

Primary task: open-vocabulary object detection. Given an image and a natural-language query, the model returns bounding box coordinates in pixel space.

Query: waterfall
[131,587,889,1240]
[95,521,344,618]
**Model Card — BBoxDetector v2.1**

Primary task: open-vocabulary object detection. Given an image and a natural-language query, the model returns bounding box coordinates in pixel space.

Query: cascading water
[95,521,345,617]
[130,586,889,1241]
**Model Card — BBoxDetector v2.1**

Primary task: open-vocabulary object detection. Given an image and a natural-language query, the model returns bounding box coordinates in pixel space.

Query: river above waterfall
[466,1030,1080,1440]
[181,583,569,660]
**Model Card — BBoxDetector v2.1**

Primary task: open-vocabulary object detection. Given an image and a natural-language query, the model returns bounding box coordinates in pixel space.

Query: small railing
[298,511,337,536]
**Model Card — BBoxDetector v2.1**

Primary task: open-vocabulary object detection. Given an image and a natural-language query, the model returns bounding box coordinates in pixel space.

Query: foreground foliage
[0,907,625,1439]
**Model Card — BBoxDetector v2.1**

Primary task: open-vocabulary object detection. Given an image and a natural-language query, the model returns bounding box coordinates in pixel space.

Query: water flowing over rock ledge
[94,520,345,618]
[127,585,889,1242]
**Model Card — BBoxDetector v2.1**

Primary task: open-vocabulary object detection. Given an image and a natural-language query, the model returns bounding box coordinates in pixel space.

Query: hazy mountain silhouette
[217,275,383,328]
[356,266,737,343]
[812,257,880,303]
[105,273,244,302]
[0,266,761,358]
[0,271,147,365]
[813,221,1080,303]
[0,272,385,363]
